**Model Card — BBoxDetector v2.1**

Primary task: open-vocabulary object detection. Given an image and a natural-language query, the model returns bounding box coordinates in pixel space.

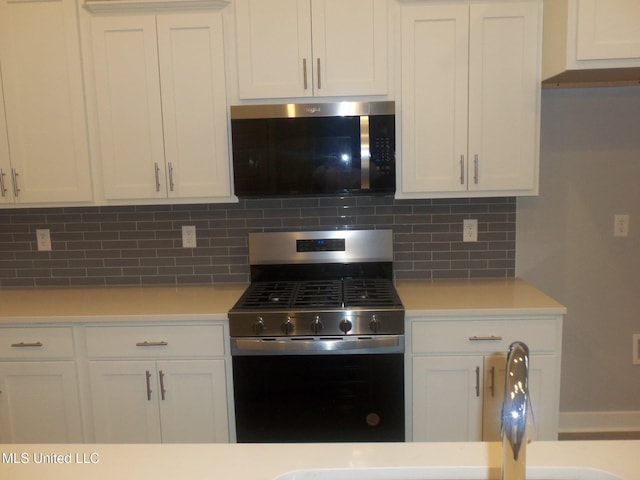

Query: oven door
[231,336,405,443]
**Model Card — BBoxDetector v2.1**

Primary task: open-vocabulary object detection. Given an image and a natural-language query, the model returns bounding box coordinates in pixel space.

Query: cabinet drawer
[85,324,225,358]
[411,317,560,354]
[0,327,75,359]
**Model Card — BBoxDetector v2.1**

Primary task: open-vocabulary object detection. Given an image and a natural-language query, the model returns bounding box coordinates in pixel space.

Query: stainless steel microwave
[230,101,395,197]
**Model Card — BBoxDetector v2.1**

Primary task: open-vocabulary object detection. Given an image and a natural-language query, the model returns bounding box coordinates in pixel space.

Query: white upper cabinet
[399,4,469,195]
[235,0,388,99]
[542,0,640,86]
[90,12,232,202]
[399,1,542,198]
[0,0,92,205]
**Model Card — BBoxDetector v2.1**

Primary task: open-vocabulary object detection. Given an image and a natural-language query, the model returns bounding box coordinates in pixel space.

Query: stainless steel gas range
[228,229,405,443]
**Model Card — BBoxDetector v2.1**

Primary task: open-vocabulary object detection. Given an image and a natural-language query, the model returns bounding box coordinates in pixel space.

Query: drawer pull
[11,341,44,348]
[468,335,503,342]
[135,341,168,347]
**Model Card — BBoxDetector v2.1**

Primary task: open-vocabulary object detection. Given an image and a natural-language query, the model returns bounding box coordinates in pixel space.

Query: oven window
[232,353,404,443]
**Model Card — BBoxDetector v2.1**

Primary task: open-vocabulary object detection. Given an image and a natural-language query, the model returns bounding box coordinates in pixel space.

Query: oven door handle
[231,335,404,356]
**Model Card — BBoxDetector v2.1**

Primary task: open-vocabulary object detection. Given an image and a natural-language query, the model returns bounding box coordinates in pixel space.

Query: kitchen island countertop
[0,441,637,480]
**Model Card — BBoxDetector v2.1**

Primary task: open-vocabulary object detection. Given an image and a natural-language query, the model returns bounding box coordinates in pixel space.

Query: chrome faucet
[501,341,531,480]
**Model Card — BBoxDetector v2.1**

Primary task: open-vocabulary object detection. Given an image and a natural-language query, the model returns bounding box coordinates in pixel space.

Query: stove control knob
[339,319,353,334]
[369,315,381,333]
[253,317,265,335]
[310,316,323,334]
[281,318,295,335]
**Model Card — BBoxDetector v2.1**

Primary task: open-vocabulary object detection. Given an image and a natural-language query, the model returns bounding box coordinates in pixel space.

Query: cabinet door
[157,360,229,443]
[311,0,388,97]
[482,353,505,441]
[482,353,558,441]
[157,14,231,199]
[89,361,162,443]
[575,0,640,60]
[91,16,166,200]
[467,3,540,193]
[525,354,559,441]
[235,0,312,99]
[0,0,92,204]
[400,4,469,194]
[0,362,83,443]
[412,355,483,442]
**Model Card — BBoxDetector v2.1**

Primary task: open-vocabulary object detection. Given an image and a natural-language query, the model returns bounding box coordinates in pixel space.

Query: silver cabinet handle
[469,335,503,341]
[316,58,321,89]
[159,370,166,401]
[473,154,479,184]
[303,58,308,90]
[11,168,19,197]
[0,169,7,197]
[145,370,152,401]
[154,162,161,192]
[11,341,43,348]
[168,162,174,192]
[475,366,480,397]
[460,155,465,185]
[489,365,496,397]
[135,341,168,347]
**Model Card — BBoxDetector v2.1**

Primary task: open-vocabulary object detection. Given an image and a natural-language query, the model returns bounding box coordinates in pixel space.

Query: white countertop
[0,284,247,323]
[396,278,566,316]
[0,279,565,324]
[0,441,637,480]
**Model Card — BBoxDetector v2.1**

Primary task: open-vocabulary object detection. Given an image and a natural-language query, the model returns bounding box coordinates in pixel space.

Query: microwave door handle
[360,115,370,190]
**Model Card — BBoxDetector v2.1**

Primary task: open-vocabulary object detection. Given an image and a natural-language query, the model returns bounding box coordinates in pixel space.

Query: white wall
[516,86,640,429]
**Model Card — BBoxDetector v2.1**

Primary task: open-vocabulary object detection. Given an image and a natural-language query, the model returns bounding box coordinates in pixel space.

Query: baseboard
[559,411,640,433]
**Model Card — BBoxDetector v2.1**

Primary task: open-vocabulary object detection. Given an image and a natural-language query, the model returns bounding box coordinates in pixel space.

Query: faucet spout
[501,341,530,480]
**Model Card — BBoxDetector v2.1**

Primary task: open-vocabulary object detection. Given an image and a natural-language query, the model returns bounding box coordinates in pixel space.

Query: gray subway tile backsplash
[0,196,515,287]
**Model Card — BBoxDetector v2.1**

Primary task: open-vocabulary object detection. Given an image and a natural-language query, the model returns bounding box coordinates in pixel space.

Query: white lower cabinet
[89,359,228,443]
[84,324,230,443]
[0,362,83,444]
[408,315,562,442]
[0,327,83,443]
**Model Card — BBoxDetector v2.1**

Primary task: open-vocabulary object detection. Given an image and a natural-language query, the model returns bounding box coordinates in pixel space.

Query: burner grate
[233,279,401,310]
[237,281,297,309]
[292,280,342,308]
[344,279,402,307]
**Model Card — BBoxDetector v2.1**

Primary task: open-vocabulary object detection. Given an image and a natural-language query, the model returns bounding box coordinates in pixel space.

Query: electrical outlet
[614,214,630,237]
[463,219,478,242]
[35,229,52,251]
[633,334,640,365]
[182,225,197,248]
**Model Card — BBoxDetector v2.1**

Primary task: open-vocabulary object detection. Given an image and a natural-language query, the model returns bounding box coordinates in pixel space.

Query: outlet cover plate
[463,219,478,242]
[614,214,630,237]
[182,225,197,248]
[36,229,52,251]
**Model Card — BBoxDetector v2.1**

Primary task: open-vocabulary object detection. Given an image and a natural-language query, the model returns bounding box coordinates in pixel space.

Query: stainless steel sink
[274,466,622,480]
